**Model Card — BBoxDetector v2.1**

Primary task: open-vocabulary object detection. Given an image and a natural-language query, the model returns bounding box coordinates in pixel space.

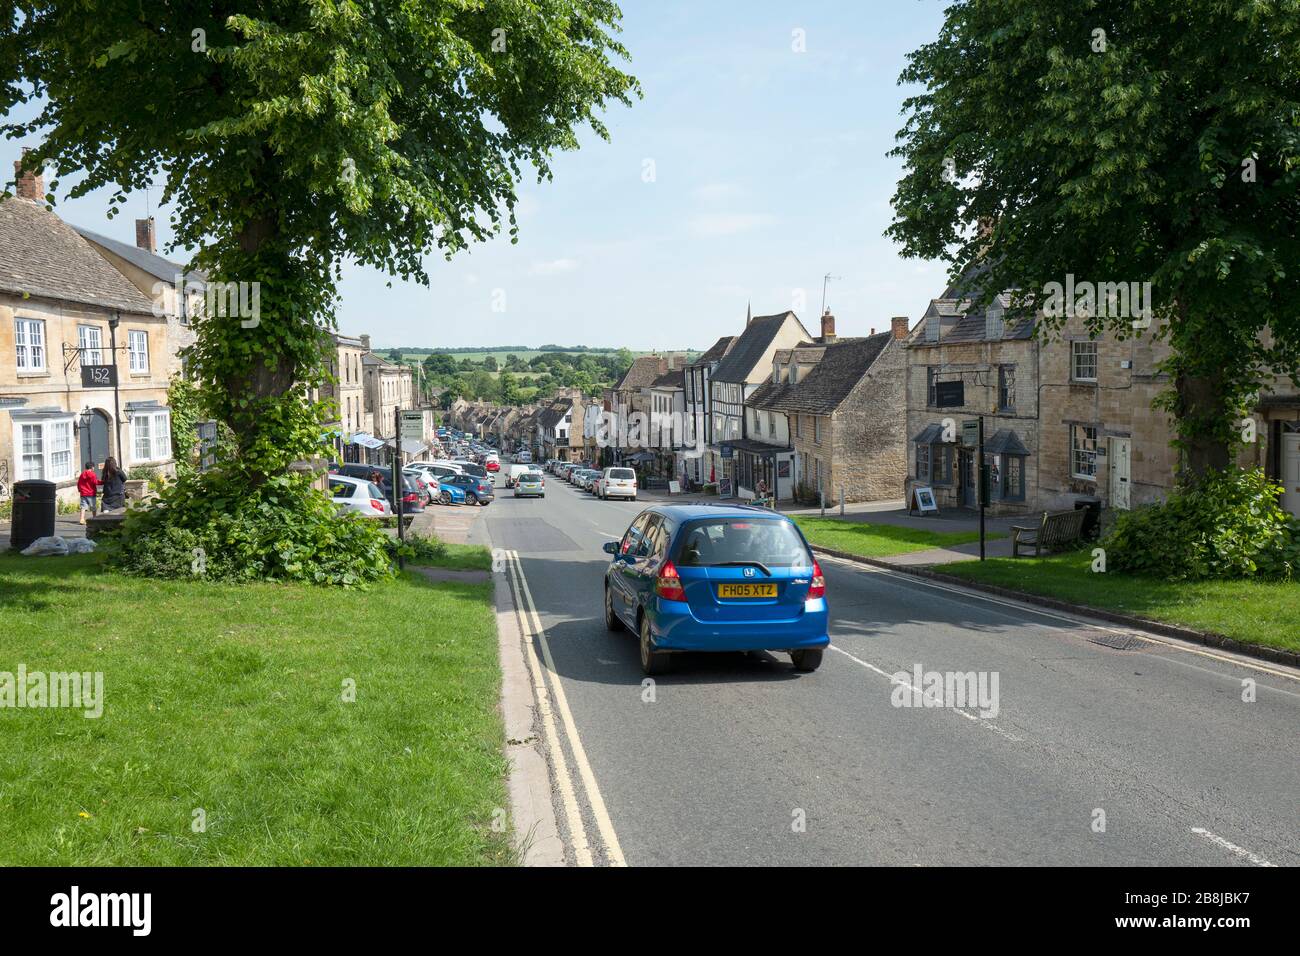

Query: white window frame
[15,317,46,372]
[78,324,104,366]
[1071,341,1099,382]
[128,329,150,373]
[1071,424,1098,480]
[131,409,172,464]
[13,415,75,482]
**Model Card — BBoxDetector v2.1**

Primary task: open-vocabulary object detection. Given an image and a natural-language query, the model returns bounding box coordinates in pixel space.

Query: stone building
[748,315,909,503]
[0,169,179,504]
[904,272,1178,516]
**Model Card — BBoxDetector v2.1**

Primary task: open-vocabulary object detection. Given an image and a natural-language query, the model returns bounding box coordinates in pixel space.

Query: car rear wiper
[714,561,771,576]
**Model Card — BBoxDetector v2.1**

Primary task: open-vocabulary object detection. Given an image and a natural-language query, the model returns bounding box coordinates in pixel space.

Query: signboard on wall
[934,380,964,407]
[80,365,117,388]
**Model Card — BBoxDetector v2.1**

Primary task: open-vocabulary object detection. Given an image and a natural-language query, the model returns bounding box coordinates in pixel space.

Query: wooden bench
[1011,509,1087,557]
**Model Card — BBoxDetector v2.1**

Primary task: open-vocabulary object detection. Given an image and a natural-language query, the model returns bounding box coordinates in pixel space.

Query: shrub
[109,469,393,586]
[1104,468,1300,580]
[386,533,448,564]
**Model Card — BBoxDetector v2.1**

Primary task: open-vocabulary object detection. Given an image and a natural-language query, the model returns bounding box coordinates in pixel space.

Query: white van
[506,463,537,489]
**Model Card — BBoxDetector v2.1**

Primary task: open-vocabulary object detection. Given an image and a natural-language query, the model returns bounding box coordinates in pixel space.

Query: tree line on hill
[395,348,637,407]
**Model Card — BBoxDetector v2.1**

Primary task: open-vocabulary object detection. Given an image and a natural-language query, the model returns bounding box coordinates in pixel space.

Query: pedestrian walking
[77,462,101,524]
[100,457,128,511]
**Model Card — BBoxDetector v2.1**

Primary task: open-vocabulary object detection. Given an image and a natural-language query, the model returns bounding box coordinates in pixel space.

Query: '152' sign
[81,364,117,388]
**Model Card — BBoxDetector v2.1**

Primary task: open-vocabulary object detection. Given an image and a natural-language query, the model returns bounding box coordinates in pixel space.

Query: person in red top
[77,461,102,524]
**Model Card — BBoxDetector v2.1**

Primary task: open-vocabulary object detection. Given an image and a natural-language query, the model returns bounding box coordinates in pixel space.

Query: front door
[79,409,111,467]
[1282,433,1300,518]
[1108,437,1131,510]
[959,450,976,507]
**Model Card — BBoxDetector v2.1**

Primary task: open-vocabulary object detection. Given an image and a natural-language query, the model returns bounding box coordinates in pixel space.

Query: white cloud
[689,213,774,237]
[529,258,579,276]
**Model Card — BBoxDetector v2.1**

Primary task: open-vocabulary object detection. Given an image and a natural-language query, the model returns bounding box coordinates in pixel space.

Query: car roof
[328,474,368,486]
[641,503,794,522]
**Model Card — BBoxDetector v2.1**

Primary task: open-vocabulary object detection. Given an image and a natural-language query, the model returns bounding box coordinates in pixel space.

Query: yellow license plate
[716,583,778,599]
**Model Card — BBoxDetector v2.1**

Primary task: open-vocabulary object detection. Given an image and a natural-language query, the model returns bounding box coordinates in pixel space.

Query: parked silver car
[328,474,392,518]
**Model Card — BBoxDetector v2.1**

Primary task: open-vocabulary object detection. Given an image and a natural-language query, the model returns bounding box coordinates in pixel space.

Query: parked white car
[597,467,638,500]
[328,475,392,518]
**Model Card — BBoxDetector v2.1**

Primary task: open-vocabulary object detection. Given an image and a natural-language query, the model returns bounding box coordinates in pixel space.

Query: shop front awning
[911,423,946,445]
[350,432,386,450]
[724,438,792,455]
[388,438,427,455]
[983,428,1030,457]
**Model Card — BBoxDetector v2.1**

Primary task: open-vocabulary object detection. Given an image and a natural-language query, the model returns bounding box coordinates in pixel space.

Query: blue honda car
[602,504,829,675]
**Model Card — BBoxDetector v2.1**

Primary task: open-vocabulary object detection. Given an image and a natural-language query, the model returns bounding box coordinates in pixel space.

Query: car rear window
[608,469,635,480]
[675,518,813,568]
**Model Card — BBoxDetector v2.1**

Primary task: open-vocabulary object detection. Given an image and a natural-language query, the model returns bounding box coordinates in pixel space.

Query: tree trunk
[1170,299,1235,481]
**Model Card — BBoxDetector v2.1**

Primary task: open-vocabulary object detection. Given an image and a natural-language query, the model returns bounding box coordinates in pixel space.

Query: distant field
[401,349,627,364]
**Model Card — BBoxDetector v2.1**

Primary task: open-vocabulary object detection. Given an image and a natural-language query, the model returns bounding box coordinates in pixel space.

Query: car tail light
[370,499,385,511]
[655,560,687,602]
[403,492,418,503]
[808,559,826,599]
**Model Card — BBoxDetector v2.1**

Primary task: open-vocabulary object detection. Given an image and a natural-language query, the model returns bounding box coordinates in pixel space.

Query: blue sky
[5,0,951,350]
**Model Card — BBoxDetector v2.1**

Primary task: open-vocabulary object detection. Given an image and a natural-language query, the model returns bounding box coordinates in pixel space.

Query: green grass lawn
[410,541,493,572]
[0,553,511,865]
[941,551,1300,653]
[795,517,1005,559]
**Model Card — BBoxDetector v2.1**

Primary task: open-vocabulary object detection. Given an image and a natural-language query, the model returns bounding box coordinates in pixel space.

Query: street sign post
[400,410,423,444]
[394,407,406,569]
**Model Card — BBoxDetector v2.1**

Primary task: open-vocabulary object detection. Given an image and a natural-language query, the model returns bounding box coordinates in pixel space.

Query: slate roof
[538,399,574,431]
[910,263,1036,347]
[73,224,203,284]
[711,313,804,383]
[691,335,735,367]
[748,333,894,415]
[649,368,684,389]
[0,197,157,314]
[614,354,664,391]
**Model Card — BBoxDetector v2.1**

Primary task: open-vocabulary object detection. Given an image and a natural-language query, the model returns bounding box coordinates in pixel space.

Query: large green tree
[888,0,1300,477]
[3,0,638,481]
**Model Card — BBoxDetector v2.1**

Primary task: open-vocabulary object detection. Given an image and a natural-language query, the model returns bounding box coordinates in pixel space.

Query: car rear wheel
[639,614,669,675]
[790,649,823,672]
[604,586,622,632]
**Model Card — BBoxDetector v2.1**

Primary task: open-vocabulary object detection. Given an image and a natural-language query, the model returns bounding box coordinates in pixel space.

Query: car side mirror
[602,541,618,555]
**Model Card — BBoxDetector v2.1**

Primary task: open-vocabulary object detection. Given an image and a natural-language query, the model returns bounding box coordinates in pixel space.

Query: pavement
[472,470,1300,867]
[0,513,89,551]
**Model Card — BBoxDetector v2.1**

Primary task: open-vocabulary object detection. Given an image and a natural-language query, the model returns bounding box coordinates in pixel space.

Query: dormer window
[985,300,1004,340]
[925,316,940,342]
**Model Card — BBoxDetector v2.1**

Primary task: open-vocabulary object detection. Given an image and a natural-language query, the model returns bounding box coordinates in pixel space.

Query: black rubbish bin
[10,479,57,551]
[1074,495,1102,541]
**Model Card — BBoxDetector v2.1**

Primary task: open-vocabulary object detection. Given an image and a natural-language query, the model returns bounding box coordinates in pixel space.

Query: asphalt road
[472,474,1300,867]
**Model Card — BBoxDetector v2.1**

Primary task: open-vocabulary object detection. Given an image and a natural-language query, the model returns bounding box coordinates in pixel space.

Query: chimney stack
[135,217,157,253]
[360,334,372,352]
[13,148,44,201]
[891,316,911,340]
[820,308,836,344]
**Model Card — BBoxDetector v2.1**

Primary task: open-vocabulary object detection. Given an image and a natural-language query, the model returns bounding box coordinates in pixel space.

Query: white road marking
[827,643,1023,743]
[1189,827,1277,867]
[510,550,628,867]
[504,553,593,867]
[819,555,1300,684]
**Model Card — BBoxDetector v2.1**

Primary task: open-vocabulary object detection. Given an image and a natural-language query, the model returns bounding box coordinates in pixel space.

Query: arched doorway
[79,408,112,468]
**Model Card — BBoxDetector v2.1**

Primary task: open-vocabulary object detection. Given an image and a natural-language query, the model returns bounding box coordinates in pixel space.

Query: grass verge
[795,516,1005,559]
[941,550,1300,653]
[0,552,511,865]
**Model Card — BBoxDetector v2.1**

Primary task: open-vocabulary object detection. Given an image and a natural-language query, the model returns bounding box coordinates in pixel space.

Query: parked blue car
[603,504,828,675]
[434,479,467,505]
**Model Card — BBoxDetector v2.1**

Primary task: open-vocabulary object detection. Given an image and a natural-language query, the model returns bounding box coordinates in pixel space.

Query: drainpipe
[109,311,124,462]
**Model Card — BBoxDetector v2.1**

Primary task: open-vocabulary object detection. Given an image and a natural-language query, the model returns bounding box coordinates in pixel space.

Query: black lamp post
[108,311,124,461]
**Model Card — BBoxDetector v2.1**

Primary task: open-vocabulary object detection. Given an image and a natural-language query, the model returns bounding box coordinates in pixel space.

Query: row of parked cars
[544,460,639,501]
[327,448,500,517]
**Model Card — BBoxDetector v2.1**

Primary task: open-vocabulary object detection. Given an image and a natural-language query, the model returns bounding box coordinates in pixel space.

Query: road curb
[814,546,1300,670]
[493,564,567,866]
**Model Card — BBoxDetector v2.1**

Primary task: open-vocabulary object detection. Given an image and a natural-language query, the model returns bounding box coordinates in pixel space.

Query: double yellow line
[502,549,627,867]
